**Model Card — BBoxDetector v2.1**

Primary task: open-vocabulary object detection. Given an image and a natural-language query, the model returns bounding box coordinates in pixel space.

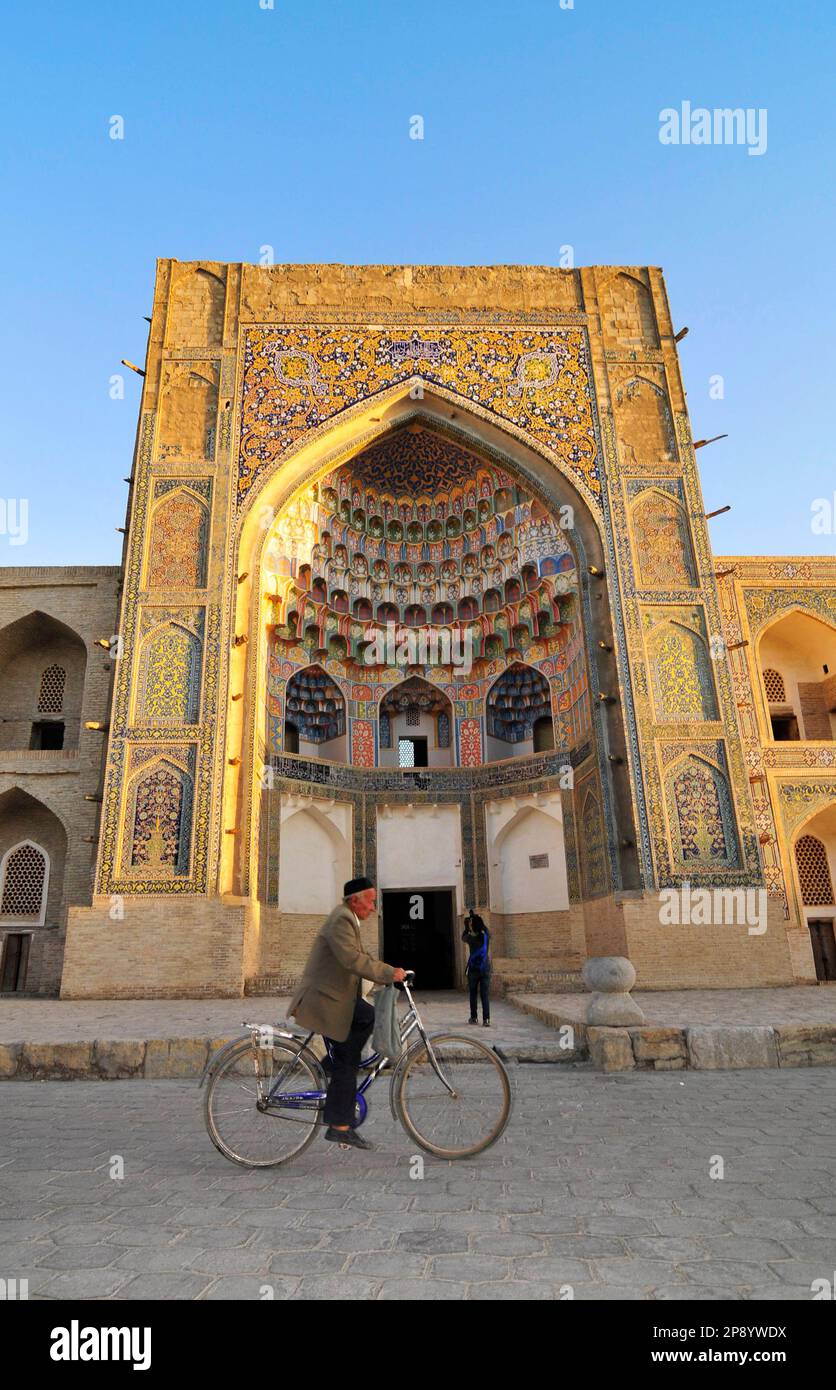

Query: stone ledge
[0,1034,585,1079]
[0,1037,232,1080]
[508,995,836,1072]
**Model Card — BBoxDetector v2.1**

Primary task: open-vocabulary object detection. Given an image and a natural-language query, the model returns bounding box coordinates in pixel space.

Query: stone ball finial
[583,956,644,1026]
[582,956,636,994]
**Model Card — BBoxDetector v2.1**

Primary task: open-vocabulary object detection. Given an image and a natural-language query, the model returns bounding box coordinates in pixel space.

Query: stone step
[246,975,297,995]
[248,969,587,996]
[493,966,585,996]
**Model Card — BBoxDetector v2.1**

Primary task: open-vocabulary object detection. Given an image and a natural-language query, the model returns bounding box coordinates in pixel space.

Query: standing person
[462,906,491,1027]
[289,877,405,1151]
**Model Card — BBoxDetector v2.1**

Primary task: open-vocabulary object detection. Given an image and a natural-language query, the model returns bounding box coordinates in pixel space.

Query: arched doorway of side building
[793,803,836,981]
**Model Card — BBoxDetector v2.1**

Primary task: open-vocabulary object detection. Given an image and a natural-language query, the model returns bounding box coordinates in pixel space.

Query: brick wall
[61,896,248,998]
[0,568,120,994]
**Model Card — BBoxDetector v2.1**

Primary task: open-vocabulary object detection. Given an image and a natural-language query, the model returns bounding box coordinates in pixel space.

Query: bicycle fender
[198,1034,251,1089]
[197,1027,306,1089]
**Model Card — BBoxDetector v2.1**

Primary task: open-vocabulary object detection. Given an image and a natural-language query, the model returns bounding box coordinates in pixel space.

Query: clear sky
[1,0,834,565]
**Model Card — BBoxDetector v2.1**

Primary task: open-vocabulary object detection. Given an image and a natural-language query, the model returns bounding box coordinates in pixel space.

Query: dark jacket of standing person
[462,911,491,976]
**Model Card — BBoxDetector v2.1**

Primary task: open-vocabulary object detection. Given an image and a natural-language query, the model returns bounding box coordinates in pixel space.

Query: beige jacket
[288,903,395,1042]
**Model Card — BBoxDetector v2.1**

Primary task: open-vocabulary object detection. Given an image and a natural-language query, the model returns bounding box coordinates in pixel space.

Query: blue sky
[1,0,834,564]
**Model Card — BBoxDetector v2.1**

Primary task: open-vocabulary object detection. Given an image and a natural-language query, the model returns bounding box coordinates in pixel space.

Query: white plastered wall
[486,794,569,913]
[278,796,353,914]
[376,803,464,908]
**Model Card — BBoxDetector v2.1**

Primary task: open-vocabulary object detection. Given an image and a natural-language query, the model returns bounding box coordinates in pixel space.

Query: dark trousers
[468,971,491,1022]
[323,997,374,1126]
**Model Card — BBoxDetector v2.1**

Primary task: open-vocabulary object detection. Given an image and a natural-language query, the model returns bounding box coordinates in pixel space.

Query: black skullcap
[344,876,375,898]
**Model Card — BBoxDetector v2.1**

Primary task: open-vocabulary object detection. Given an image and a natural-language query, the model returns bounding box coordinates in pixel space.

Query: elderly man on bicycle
[288,876,406,1151]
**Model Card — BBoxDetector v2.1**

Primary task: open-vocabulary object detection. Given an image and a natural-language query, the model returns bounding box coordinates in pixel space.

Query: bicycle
[201,972,512,1166]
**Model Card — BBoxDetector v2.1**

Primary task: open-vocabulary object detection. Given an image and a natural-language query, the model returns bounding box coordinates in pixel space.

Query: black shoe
[324,1126,373,1151]
[483,1020,491,1027]
[468,1017,478,1025]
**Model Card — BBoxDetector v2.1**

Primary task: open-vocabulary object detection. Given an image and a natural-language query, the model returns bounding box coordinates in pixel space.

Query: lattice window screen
[795,835,834,906]
[1,844,47,919]
[398,738,415,768]
[38,665,66,713]
[405,705,420,727]
[763,668,786,703]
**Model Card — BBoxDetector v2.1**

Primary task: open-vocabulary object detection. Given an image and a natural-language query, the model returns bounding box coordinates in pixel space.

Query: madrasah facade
[1,262,834,998]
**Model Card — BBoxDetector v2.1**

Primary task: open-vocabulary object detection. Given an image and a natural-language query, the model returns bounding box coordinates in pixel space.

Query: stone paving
[521,987,836,1028]
[0,993,549,1046]
[1,1067,834,1300]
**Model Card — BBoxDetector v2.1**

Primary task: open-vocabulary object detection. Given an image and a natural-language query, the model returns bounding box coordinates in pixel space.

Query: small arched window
[0,841,49,923]
[38,665,66,713]
[795,835,834,906]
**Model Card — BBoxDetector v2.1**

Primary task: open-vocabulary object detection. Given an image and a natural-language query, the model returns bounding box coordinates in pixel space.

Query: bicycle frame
[247,978,456,1112]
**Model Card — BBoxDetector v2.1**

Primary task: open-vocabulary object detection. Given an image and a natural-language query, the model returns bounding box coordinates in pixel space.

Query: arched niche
[664,753,740,871]
[227,385,636,899]
[792,802,836,981]
[485,663,553,762]
[146,485,210,589]
[0,612,87,753]
[489,802,569,914]
[600,270,660,349]
[283,664,347,762]
[378,677,453,768]
[757,609,836,742]
[0,787,68,928]
[123,756,194,878]
[134,619,203,725]
[278,803,352,914]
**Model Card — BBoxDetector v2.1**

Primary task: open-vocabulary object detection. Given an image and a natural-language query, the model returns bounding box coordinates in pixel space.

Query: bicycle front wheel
[204,1038,324,1168]
[393,1033,512,1159]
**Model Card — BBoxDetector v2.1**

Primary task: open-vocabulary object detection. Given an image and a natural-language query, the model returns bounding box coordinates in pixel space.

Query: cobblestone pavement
[0,994,551,1046]
[523,987,836,1028]
[1,1067,834,1301]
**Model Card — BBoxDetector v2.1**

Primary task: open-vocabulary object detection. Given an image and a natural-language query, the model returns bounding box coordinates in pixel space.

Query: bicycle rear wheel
[393,1033,512,1159]
[204,1038,324,1168]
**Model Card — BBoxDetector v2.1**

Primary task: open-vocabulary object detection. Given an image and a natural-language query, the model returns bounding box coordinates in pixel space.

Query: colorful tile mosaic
[743,586,836,636]
[147,484,210,590]
[666,754,739,869]
[238,326,598,507]
[644,609,718,723]
[459,718,483,766]
[351,719,375,766]
[137,618,203,724]
[578,783,609,898]
[629,483,696,590]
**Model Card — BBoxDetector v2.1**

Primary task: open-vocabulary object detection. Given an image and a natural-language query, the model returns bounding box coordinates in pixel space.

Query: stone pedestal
[582,956,645,1026]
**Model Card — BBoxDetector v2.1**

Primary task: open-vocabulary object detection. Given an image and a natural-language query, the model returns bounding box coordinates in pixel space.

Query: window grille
[763,668,786,703]
[795,835,834,906]
[1,843,47,919]
[38,665,66,713]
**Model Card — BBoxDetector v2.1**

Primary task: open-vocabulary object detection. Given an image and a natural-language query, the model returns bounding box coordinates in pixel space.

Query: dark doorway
[809,919,836,981]
[771,713,799,741]
[30,721,64,750]
[382,888,455,988]
[0,933,30,992]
